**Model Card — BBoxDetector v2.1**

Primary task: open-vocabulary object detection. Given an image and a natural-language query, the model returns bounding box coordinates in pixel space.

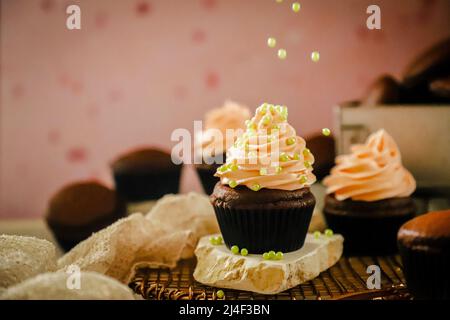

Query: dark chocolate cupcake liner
[195,165,220,196]
[213,203,314,254]
[114,169,182,202]
[324,210,414,256]
[398,243,450,300]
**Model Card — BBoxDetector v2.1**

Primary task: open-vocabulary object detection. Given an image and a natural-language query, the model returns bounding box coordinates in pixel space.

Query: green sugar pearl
[304,160,311,168]
[314,231,321,239]
[250,183,261,191]
[259,168,268,176]
[303,148,310,156]
[240,248,249,256]
[293,153,300,160]
[322,128,331,136]
[286,137,296,145]
[229,180,238,188]
[292,2,301,12]
[311,51,320,62]
[278,49,287,60]
[280,153,290,162]
[268,251,276,259]
[262,252,270,260]
[231,245,239,254]
[275,166,283,174]
[267,37,277,48]
[325,229,334,237]
[216,290,225,299]
[210,236,223,245]
[262,115,272,125]
[299,175,308,184]
[218,165,228,173]
[275,252,284,260]
[229,163,238,172]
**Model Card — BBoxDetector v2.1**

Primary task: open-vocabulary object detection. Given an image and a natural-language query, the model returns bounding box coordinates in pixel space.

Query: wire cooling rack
[129,256,412,300]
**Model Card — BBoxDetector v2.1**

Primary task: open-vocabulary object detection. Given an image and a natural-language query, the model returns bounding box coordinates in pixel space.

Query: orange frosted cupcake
[210,103,316,253]
[323,129,416,255]
[194,101,251,195]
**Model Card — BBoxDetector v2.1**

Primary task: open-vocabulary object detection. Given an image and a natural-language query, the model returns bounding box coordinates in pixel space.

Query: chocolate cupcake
[323,129,416,255]
[111,148,182,202]
[398,210,450,300]
[46,181,126,251]
[194,101,250,195]
[211,103,316,253]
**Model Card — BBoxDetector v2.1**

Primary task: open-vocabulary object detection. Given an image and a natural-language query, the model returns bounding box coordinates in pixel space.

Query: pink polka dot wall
[1,0,449,218]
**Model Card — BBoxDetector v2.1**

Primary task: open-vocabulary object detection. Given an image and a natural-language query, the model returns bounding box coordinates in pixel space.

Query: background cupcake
[323,129,416,255]
[211,103,316,253]
[194,100,250,195]
[46,180,126,251]
[111,148,182,213]
[398,210,450,300]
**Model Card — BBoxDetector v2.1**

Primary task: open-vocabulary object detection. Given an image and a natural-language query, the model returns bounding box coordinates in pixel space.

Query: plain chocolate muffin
[46,181,126,251]
[111,148,182,202]
[211,183,316,253]
[398,210,450,300]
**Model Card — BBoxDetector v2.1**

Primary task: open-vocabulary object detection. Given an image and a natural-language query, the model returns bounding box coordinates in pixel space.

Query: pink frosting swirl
[323,129,416,201]
[215,104,316,191]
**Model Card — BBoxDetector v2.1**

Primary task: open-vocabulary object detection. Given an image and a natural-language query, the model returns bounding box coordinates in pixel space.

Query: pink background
[1,0,450,219]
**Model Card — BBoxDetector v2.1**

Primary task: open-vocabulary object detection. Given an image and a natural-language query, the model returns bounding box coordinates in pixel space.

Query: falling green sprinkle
[286,137,296,145]
[263,252,270,260]
[311,51,320,62]
[325,229,334,237]
[231,245,239,254]
[304,160,311,168]
[292,2,301,12]
[278,49,287,60]
[276,166,283,174]
[275,252,284,260]
[259,168,268,176]
[280,153,290,162]
[229,180,238,188]
[322,128,331,136]
[268,251,276,259]
[267,37,277,48]
[250,183,261,191]
[240,248,249,256]
[216,290,225,299]
[299,175,308,184]
[314,231,321,239]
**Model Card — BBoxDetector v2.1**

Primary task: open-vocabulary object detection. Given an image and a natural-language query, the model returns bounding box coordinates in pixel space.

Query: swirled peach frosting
[195,100,251,157]
[323,129,416,201]
[215,103,316,191]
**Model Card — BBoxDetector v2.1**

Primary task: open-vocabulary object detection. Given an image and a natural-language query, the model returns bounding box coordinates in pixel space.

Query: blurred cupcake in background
[194,100,250,195]
[46,180,126,251]
[323,129,416,255]
[111,148,182,213]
